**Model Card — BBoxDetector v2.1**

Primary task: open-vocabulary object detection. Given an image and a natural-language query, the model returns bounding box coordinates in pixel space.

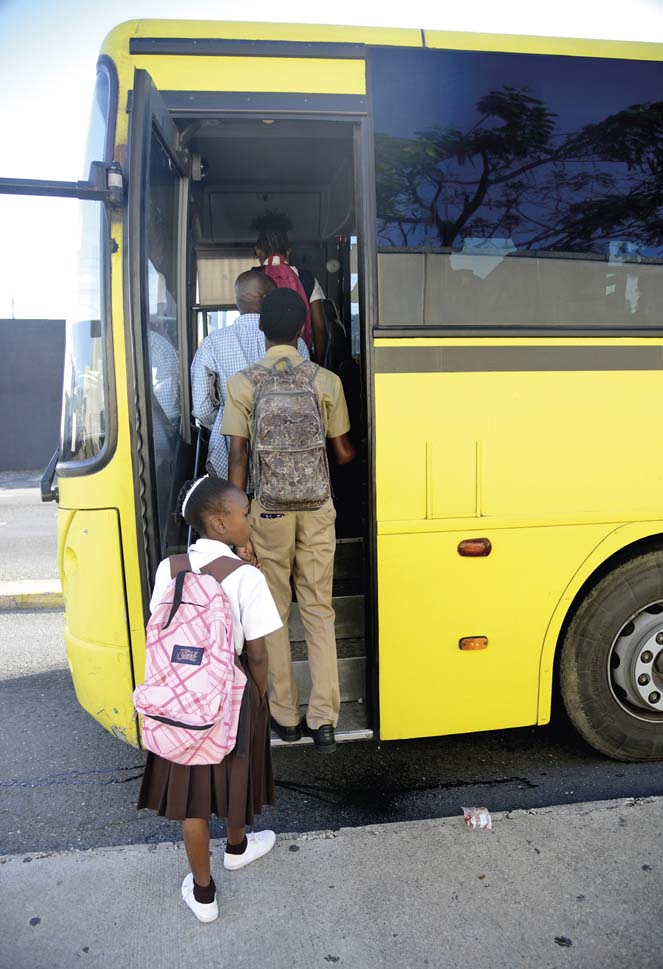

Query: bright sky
[0,0,661,319]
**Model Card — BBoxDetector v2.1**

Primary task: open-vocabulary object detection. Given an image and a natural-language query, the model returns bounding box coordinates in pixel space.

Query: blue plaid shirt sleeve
[297,337,310,360]
[191,336,220,429]
[190,319,309,481]
[148,330,180,423]
[206,329,249,478]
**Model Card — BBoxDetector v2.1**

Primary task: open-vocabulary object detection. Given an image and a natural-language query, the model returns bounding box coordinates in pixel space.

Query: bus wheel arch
[553,539,663,762]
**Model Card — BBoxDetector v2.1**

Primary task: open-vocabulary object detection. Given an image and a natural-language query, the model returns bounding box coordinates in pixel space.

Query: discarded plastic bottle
[462,806,493,831]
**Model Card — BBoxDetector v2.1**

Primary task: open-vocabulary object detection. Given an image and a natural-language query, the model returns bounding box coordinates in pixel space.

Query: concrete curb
[2,797,662,969]
[0,580,63,610]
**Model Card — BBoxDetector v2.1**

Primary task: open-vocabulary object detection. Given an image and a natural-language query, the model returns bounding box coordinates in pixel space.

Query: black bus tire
[560,551,663,762]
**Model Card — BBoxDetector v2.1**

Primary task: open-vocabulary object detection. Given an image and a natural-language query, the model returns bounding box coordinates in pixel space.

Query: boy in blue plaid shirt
[191,271,309,478]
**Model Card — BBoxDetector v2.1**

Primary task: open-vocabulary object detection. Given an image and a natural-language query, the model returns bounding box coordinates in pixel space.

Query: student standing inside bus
[222,288,356,752]
[253,210,328,366]
[137,476,282,922]
[191,271,309,478]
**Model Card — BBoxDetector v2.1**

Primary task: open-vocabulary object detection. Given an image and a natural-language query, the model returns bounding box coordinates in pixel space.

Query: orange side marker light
[459,637,489,651]
[458,538,492,557]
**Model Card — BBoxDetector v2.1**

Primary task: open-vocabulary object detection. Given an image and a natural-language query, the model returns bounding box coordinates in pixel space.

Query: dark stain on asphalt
[29,917,41,926]
[1,765,145,790]
[274,773,538,811]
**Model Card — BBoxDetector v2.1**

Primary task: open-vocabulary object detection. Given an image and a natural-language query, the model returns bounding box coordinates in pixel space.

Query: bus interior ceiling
[180,117,371,741]
[184,118,356,318]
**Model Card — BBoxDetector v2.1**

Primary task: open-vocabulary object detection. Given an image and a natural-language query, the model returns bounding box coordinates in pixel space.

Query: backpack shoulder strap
[169,553,191,579]
[241,363,270,387]
[163,554,192,629]
[200,555,249,584]
[298,268,315,301]
[296,359,321,388]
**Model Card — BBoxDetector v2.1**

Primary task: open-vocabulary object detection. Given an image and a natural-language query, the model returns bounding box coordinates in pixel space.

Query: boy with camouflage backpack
[222,288,355,752]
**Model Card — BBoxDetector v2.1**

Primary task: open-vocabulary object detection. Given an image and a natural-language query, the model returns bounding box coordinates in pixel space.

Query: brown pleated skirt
[136,663,275,828]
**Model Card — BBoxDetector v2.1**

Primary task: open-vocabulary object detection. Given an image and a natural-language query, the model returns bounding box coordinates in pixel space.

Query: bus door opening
[182,117,371,741]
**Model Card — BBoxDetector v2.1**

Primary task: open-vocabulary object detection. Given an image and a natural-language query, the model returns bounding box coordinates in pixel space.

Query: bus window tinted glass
[371,48,663,327]
[145,129,183,552]
[60,69,111,462]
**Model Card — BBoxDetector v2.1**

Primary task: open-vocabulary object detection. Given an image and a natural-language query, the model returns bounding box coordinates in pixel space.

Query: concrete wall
[0,320,65,472]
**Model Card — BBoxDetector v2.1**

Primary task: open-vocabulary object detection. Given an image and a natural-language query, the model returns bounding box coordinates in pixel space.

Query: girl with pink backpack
[253,210,329,366]
[136,476,283,923]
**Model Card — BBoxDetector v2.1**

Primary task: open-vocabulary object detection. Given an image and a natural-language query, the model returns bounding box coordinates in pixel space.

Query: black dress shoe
[301,718,336,753]
[270,716,302,743]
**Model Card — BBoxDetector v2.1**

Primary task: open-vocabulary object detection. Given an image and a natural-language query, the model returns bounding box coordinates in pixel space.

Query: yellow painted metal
[101,19,424,110]
[131,56,365,96]
[377,369,663,525]
[57,218,147,747]
[59,508,138,745]
[374,342,663,740]
[102,19,422,52]
[57,221,147,658]
[423,30,663,61]
[378,522,613,740]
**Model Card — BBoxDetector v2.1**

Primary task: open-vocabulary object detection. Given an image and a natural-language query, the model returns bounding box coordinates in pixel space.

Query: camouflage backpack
[243,357,330,512]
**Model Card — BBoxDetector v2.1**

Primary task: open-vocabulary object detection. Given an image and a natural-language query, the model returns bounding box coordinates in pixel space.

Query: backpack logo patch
[171,644,204,666]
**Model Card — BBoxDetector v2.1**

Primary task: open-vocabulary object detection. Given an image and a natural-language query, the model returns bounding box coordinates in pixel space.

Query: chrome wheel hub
[610,602,663,721]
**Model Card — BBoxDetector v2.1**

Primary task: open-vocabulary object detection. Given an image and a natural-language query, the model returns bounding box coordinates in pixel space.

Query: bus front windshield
[60,68,111,464]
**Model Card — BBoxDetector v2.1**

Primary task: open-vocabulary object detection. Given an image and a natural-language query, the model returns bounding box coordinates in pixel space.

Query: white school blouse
[150,538,282,654]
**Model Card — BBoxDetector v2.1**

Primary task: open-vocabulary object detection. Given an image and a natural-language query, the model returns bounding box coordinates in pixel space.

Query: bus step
[271,700,372,748]
[291,636,365,662]
[334,536,364,577]
[332,537,364,597]
[290,655,366,704]
[288,594,364,642]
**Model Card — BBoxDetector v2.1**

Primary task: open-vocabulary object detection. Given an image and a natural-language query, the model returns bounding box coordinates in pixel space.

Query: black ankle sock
[226,835,248,855]
[193,876,216,904]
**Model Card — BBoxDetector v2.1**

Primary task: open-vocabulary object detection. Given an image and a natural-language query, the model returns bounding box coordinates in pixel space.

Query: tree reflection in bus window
[371,48,663,327]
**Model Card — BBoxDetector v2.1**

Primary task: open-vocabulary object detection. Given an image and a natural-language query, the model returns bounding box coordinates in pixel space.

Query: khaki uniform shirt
[221,344,351,442]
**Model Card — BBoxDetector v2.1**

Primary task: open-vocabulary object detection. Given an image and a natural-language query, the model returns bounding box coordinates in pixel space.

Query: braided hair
[176,476,242,538]
[251,210,293,258]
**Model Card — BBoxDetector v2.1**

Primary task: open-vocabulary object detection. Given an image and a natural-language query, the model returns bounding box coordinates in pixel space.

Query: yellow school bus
[4,20,663,760]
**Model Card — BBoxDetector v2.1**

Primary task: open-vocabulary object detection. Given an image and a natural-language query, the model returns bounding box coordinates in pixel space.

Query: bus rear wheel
[560,551,663,762]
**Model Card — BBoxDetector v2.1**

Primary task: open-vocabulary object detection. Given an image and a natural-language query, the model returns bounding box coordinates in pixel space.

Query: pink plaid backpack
[262,256,313,348]
[133,555,248,766]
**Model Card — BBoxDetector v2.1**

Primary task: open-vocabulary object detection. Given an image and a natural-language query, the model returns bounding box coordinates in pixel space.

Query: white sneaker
[224,830,276,871]
[181,872,219,923]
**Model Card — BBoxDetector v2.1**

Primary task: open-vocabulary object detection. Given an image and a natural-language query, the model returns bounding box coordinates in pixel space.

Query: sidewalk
[3,797,660,969]
[0,471,62,609]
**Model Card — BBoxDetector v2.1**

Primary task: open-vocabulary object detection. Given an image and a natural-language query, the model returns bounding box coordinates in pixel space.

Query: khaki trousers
[250,497,339,729]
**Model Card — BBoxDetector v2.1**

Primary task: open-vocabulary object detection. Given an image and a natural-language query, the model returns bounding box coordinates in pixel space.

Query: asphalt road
[0,472,59,582]
[2,610,663,857]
